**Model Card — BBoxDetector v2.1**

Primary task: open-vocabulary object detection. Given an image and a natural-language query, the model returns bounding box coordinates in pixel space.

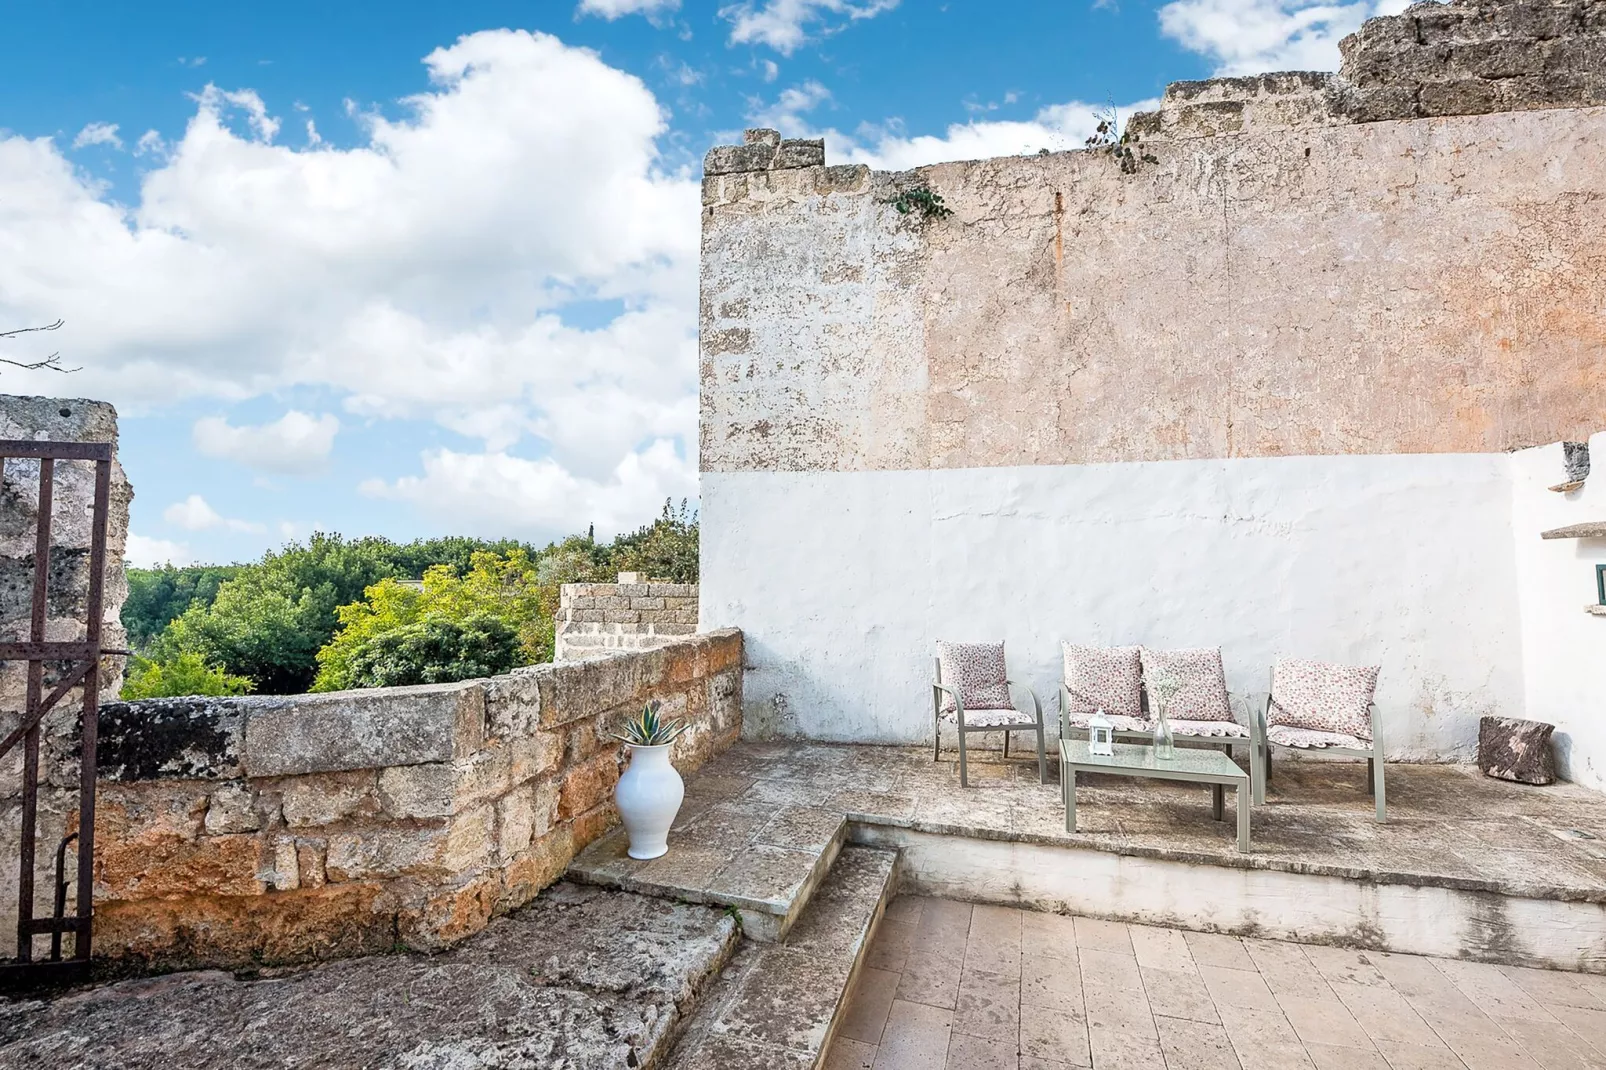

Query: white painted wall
[1512,431,1606,791]
[701,452,1525,760]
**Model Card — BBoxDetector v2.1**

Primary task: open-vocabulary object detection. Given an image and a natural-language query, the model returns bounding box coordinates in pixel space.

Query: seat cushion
[1064,710,1149,733]
[1167,719,1249,739]
[936,641,1014,713]
[1269,658,1377,740]
[943,707,1039,728]
[1062,644,1143,720]
[1267,724,1371,750]
[1140,647,1234,722]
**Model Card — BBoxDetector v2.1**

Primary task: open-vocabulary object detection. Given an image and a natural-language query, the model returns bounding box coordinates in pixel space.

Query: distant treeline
[120,500,698,700]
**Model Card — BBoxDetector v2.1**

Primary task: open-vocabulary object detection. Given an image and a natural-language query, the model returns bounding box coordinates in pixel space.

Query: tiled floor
[826,896,1606,1070]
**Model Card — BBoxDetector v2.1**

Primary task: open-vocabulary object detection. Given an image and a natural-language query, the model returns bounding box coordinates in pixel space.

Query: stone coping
[95,629,742,781]
[574,742,1606,919]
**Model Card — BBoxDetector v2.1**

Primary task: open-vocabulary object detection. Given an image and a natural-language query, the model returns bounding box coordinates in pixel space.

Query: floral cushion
[1269,658,1377,740]
[1167,719,1249,739]
[1063,710,1149,732]
[1062,644,1144,721]
[1140,648,1234,723]
[936,641,1014,713]
[1267,724,1370,750]
[946,707,1038,728]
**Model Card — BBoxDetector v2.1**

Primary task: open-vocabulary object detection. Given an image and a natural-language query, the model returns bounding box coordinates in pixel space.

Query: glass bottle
[1152,699,1176,760]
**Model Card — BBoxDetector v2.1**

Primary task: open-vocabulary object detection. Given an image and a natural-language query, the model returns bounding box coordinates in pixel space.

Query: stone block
[97,783,208,843]
[483,666,551,739]
[497,787,537,859]
[378,762,455,819]
[558,752,621,822]
[264,838,300,891]
[204,782,261,835]
[775,138,826,168]
[280,770,380,828]
[399,871,502,950]
[631,596,666,611]
[509,730,564,782]
[705,142,778,176]
[1478,716,1556,785]
[97,831,267,900]
[595,595,630,610]
[242,681,485,778]
[296,840,328,889]
[325,821,452,881]
[98,698,246,781]
[93,880,394,970]
[498,825,576,912]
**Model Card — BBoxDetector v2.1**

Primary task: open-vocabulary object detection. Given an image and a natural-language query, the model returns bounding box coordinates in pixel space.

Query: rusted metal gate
[0,440,113,987]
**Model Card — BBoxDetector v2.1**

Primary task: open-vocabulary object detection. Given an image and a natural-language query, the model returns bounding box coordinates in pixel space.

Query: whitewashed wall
[1512,431,1606,791]
[701,452,1525,760]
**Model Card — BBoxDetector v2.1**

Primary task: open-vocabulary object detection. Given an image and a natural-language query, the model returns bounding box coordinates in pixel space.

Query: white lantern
[1088,708,1115,756]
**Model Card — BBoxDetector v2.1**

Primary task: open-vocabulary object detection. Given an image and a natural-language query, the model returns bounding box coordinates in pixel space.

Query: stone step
[567,794,850,943]
[662,844,900,1070]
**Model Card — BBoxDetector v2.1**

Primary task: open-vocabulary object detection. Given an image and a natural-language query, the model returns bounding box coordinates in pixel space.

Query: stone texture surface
[11,629,743,971]
[1480,714,1559,784]
[0,882,738,1070]
[700,0,1606,474]
[0,395,132,960]
[555,580,702,661]
[827,895,1606,1070]
[577,741,1606,917]
[666,845,898,1069]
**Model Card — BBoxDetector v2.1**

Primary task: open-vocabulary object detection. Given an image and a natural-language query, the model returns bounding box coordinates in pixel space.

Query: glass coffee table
[1061,739,1251,853]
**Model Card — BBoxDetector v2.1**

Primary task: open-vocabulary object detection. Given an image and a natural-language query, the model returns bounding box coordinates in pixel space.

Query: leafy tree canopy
[312,549,549,692]
[344,614,522,689]
[123,564,245,647]
[607,499,699,584]
[121,651,254,701]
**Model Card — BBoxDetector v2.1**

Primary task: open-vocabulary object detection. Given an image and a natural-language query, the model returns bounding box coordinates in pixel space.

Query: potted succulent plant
[613,700,689,860]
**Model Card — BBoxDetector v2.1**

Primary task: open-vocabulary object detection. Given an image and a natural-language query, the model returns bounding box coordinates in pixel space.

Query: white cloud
[134,130,166,157]
[162,494,265,533]
[125,533,193,567]
[0,30,701,540]
[720,0,899,55]
[192,411,341,474]
[1157,0,1413,75]
[748,84,1160,170]
[72,123,122,150]
[577,0,680,17]
[359,438,695,540]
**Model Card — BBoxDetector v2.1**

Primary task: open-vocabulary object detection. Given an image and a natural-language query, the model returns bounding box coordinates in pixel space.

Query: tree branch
[0,320,80,373]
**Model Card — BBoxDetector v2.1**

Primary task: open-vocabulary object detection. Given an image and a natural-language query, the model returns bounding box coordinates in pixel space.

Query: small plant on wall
[888,185,953,221]
[1085,105,1157,175]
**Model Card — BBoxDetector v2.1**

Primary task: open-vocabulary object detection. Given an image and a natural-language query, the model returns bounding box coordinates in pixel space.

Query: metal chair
[932,656,1046,788]
[1252,663,1385,822]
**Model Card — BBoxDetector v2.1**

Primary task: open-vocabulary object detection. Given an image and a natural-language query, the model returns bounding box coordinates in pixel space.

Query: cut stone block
[1478,715,1557,785]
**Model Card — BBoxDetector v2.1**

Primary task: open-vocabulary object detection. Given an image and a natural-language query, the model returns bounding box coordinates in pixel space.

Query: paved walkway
[828,896,1606,1070]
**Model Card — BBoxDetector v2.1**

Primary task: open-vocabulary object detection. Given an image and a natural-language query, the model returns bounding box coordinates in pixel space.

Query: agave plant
[614,699,690,747]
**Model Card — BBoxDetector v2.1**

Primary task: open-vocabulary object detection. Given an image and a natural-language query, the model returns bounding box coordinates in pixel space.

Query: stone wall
[0,396,132,961]
[554,581,700,662]
[2,630,742,969]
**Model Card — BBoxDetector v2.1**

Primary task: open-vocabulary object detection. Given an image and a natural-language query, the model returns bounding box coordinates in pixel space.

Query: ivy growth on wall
[888,186,953,221]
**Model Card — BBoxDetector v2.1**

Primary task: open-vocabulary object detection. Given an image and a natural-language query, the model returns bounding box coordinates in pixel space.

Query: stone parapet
[555,580,702,662]
[20,630,743,971]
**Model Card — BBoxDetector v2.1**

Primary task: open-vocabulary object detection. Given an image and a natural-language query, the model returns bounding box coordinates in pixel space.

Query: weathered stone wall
[700,0,1606,473]
[554,581,700,662]
[0,396,131,961]
[1,630,742,969]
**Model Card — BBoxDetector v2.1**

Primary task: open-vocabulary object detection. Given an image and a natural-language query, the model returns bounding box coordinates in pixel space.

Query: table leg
[1065,767,1077,833]
[1213,783,1224,821]
[1237,783,1250,854]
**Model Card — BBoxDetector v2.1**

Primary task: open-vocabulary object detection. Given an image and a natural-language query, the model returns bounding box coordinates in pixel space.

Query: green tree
[121,651,254,700]
[122,564,244,647]
[607,499,699,583]
[344,614,521,689]
[313,549,550,691]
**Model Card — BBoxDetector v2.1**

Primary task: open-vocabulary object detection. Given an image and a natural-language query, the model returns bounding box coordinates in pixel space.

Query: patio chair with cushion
[1253,657,1385,822]
[932,641,1046,788]
[1061,645,1258,768]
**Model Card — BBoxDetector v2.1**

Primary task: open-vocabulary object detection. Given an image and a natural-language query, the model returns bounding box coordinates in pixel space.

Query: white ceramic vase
[616,743,684,860]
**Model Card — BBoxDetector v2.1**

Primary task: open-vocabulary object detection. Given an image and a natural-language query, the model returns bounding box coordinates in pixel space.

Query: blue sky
[0,0,1387,567]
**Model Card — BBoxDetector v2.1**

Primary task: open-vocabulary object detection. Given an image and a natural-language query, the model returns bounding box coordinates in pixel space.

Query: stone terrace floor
[573,741,1606,920]
[829,895,1606,1070]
